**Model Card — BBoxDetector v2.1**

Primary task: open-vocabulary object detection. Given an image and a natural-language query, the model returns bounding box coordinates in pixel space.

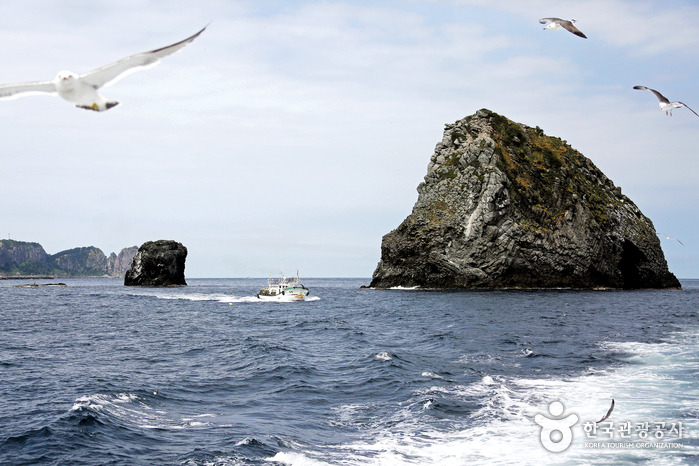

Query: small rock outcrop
[369,109,680,289]
[124,240,187,287]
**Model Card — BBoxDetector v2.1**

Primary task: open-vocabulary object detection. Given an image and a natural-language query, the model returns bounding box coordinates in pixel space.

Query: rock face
[51,247,108,276]
[369,109,680,289]
[124,240,187,286]
[0,240,48,269]
[107,246,138,277]
[0,241,136,277]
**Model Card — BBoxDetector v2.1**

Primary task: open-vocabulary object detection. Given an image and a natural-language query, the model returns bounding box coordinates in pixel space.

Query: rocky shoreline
[0,275,55,280]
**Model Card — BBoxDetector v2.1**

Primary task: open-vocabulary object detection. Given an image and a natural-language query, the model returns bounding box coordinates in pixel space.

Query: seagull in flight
[596,399,615,424]
[0,26,206,112]
[539,18,587,38]
[657,232,685,246]
[633,86,699,117]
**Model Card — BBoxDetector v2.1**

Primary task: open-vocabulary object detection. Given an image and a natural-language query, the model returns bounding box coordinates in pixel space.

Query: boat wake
[128,291,320,304]
[308,331,699,466]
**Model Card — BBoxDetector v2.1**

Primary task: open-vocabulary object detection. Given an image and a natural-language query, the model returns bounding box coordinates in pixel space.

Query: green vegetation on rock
[0,241,136,277]
[370,109,679,289]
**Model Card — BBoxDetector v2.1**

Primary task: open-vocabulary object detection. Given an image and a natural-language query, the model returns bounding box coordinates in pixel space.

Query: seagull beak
[62,77,67,80]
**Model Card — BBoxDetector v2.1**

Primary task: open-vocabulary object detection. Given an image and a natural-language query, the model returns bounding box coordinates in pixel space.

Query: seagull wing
[657,232,685,246]
[634,86,670,104]
[596,399,615,424]
[677,102,699,118]
[561,21,587,38]
[667,236,685,246]
[0,81,56,100]
[80,26,206,89]
[539,17,563,24]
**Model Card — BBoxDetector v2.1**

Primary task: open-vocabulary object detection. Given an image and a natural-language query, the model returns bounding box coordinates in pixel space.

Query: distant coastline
[0,240,137,278]
[0,275,55,280]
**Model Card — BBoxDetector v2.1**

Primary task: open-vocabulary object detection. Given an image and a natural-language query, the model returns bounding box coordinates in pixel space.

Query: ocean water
[1,277,699,465]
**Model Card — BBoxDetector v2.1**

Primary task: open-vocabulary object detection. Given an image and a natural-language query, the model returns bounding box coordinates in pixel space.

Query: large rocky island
[369,109,680,289]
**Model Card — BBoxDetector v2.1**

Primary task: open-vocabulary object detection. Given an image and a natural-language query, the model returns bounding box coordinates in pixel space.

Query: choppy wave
[374,351,393,361]
[3,279,698,466]
[70,392,222,430]
[313,332,699,466]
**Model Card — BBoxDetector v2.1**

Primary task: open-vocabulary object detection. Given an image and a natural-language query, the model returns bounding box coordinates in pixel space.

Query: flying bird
[0,26,206,112]
[539,18,587,38]
[633,86,699,117]
[657,232,685,246]
[596,399,615,424]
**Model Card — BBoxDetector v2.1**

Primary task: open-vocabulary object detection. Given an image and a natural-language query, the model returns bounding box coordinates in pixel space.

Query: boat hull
[257,288,309,301]
[256,271,310,301]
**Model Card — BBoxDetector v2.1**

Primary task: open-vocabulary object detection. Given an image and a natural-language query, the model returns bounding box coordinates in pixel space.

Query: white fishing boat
[257,270,309,301]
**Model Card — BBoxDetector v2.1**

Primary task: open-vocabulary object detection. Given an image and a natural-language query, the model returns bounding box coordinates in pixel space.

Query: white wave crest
[70,392,219,430]
[375,351,392,361]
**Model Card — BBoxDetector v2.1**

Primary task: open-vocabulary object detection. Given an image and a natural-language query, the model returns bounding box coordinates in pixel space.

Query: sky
[0,0,697,278]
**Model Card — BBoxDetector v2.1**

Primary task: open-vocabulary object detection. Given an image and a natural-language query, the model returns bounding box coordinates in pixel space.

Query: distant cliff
[0,240,138,277]
[0,240,48,270]
[369,109,680,289]
[107,246,139,277]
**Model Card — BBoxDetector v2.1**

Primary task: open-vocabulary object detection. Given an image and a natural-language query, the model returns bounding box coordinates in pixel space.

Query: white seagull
[539,18,587,38]
[657,232,685,246]
[0,26,206,112]
[634,86,699,117]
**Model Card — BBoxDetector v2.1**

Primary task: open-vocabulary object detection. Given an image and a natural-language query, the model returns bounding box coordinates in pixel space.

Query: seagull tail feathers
[76,100,119,112]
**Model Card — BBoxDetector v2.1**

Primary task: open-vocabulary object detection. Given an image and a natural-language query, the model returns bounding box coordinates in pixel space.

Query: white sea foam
[320,331,699,465]
[255,295,321,303]
[128,291,320,304]
[375,351,392,361]
[267,452,333,465]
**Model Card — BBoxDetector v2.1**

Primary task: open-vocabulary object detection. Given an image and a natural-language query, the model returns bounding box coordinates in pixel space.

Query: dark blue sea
[2,278,699,465]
